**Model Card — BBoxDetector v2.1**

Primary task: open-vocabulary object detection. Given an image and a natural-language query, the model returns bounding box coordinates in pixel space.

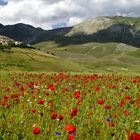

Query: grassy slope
[0,48,86,72]
[34,41,140,73]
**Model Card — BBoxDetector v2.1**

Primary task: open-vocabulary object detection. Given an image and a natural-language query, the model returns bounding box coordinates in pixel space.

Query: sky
[0,0,140,29]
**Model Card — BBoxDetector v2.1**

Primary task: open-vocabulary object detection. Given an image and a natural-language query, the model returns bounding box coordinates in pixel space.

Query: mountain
[1,16,140,47]
[0,23,71,44]
[1,16,140,49]
[0,23,47,44]
[57,16,140,47]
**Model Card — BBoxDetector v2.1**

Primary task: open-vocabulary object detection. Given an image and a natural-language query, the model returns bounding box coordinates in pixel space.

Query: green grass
[33,41,140,73]
[127,49,140,58]
[0,40,140,73]
[0,48,85,72]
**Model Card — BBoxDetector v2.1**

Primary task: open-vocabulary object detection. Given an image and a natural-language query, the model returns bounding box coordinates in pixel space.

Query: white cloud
[0,0,140,29]
[67,17,84,26]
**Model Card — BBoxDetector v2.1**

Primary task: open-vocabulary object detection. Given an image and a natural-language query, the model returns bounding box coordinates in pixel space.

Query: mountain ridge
[1,16,140,47]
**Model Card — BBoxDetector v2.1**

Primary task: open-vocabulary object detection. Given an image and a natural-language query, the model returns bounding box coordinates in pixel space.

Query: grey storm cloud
[0,0,140,29]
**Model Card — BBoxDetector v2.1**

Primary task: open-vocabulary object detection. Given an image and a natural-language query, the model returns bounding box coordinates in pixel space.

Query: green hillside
[34,41,140,73]
[0,48,85,72]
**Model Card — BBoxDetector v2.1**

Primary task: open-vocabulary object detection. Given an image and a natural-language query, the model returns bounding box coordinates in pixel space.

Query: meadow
[0,72,140,140]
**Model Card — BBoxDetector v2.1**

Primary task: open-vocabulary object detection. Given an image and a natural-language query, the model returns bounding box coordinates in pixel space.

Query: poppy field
[0,72,140,140]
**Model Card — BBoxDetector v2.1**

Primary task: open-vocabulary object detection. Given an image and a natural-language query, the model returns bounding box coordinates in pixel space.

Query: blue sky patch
[0,0,8,5]
[52,23,67,29]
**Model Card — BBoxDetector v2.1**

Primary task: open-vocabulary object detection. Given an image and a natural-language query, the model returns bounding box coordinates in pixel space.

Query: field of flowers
[0,72,140,140]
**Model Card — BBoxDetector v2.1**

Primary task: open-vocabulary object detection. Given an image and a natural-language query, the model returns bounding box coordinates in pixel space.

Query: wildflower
[125,86,130,89]
[38,99,45,105]
[71,107,78,117]
[65,124,76,134]
[74,91,80,99]
[67,133,75,140]
[106,117,112,121]
[125,96,131,100]
[45,91,49,96]
[122,110,129,116]
[55,131,61,136]
[51,112,57,119]
[128,131,140,140]
[1,100,5,106]
[33,127,41,135]
[105,105,112,109]
[137,104,140,108]
[97,99,105,105]
[32,109,36,113]
[132,79,137,83]
[3,95,8,100]
[119,99,126,107]
[57,114,63,121]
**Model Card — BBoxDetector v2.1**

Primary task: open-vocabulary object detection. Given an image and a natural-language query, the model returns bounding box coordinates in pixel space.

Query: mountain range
[0,16,140,47]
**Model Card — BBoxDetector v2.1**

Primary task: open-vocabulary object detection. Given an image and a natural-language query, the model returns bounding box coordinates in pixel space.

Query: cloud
[0,0,140,29]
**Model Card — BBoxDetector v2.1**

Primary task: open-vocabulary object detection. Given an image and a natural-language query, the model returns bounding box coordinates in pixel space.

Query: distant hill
[1,16,140,47]
[0,23,71,44]
[0,47,85,72]
[34,41,140,73]
[0,23,46,44]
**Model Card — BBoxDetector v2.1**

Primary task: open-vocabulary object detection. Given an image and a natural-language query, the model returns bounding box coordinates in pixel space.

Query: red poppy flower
[11,93,18,98]
[128,131,140,140]
[57,114,63,121]
[132,79,137,83]
[65,124,76,133]
[67,134,75,140]
[3,95,8,100]
[1,100,5,106]
[74,91,80,99]
[125,96,131,100]
[97,99,105,105]
[137,104,140,108]
[32,109,36,113]
[71,107,78,117]
[105,105,112,109]
[38,99,45,105]
[111,85,117,89]
[51,112,57,119]
[20,92,24,97]
[118,99,126,107]
[122,110,129,116]
[137,97,140,101]
[125,86,130,89]
[93,86,100,91]
[33,127,41,135]
[45,91,49,96]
